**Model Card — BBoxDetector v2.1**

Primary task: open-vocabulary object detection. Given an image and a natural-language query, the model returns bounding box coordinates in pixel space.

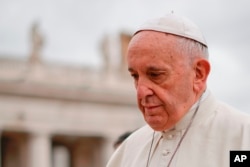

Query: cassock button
[162,149,171,156]
[167,134,174,139]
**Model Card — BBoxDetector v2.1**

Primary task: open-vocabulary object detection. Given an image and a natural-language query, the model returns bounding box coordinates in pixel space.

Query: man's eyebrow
[128,66,165,72]
[147,66,164,71]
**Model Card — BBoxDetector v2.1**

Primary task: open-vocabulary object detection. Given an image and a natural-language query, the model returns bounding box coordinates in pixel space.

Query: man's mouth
[144,105,161,113]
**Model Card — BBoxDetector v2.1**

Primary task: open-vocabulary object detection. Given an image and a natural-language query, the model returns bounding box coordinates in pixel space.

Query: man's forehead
[128,62,168,72]
[129,31,180,50]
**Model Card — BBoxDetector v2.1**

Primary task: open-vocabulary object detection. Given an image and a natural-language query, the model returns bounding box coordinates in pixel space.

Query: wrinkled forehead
[128,30,180,52]
[127,31,186,66]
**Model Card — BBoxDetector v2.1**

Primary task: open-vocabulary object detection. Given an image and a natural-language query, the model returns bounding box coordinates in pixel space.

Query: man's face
[127,31,197,131]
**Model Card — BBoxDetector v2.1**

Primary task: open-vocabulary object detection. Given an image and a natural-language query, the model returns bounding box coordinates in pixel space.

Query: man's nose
[136,81,153,99]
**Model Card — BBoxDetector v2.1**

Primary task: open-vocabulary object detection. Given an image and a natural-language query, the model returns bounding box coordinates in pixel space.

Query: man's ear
[193,59,210,92]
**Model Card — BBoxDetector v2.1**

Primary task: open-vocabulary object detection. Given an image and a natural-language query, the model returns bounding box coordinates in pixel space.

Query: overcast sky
[0,0,250,113]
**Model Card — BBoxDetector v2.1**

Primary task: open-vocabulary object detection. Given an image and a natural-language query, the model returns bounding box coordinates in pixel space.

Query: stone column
[102,137,116,165]
[53,146,70,167]
[0,131,1,167]
[28,133,51,167]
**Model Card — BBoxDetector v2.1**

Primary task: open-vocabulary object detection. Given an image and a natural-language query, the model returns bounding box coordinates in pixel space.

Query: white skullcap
[135,14,207,47]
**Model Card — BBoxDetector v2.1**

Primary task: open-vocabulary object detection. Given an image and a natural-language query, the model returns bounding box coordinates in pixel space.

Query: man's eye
[149,72,161,78]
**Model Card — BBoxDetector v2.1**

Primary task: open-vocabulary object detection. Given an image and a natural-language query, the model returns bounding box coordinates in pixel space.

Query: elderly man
[106,14,250,167]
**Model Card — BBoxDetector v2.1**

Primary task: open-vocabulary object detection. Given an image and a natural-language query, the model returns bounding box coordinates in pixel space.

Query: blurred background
[0,0,249,167]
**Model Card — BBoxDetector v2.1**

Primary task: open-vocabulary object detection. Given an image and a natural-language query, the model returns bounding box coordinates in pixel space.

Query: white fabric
[106,90,250,167]
[135,14,207,46]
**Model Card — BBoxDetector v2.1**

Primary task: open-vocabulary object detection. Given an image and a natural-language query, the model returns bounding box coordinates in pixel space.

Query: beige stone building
[0,30,144,167]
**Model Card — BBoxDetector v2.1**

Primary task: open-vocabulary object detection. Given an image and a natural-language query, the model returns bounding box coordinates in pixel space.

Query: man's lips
[145,106,158,109]
[143,105,161,111]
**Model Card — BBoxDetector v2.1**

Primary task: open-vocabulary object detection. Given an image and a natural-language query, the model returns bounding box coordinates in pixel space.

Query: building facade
[0,32,144,167]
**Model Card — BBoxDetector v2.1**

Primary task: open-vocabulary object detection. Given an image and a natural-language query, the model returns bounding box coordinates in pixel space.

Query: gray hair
[176,36,209,63]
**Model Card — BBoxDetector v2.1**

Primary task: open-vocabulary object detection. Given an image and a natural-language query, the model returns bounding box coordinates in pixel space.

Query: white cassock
[106,90,250,167]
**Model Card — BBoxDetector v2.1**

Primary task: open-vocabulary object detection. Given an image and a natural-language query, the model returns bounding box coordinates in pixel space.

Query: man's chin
[147,120,166,131]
